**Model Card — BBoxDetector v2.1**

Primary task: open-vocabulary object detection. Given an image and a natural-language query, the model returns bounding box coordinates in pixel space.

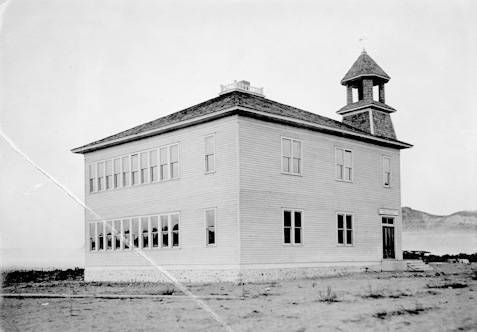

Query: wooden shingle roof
[72,90,411,154]
[341,50,390,85]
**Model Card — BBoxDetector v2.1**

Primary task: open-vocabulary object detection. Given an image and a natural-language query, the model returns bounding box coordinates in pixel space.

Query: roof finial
[358,36,367,54]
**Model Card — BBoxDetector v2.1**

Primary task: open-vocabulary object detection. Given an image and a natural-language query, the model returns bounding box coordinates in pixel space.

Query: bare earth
[1,263,476,331]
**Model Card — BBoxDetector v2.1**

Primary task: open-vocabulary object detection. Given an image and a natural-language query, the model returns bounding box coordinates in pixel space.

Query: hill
[401,207,477,254]
[402,207,477,231]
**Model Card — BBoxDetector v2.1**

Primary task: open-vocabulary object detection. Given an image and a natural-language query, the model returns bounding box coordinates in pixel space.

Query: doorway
[382,217,395,259]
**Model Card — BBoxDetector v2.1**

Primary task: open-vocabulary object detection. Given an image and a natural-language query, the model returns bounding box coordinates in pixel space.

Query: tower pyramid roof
[341,50,390,85]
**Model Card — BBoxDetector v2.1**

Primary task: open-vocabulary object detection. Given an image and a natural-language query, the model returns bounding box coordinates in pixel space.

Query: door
[382,217,395,259]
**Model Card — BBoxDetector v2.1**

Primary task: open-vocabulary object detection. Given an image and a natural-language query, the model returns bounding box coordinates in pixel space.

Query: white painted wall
[83,116,240,269]
[238,116,402,266]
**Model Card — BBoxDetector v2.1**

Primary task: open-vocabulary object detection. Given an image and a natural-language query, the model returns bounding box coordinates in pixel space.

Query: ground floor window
[88,212,181,252]
[283,209,302,245]
[89,223,96,251]
[337,213,353,245]
[205,208,216,246]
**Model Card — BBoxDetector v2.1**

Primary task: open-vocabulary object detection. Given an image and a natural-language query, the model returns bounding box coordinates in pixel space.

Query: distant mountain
[402,207,477,232]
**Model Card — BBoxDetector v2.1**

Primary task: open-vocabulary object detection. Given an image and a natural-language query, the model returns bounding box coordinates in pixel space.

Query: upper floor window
[122,156,130,187]
[149,150,158,182]
[283,209,302,245]
[113,158,121,189]
[131,154,139,186]
[159,144,179,181]
[383,156,391,187]
[97,162,105,191]
[204,134,215,173]
[140,152,149,184]
[88,165,95,193]
[337,213,353,245]
[205,208,216,246]
[335,148,352,182]
[282,138,302,175]
[105,160,112,190]
[88,143,180,194]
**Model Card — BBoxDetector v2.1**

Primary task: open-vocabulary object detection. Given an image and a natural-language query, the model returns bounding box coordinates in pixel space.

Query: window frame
[335,147,353,182]
[282,208,304,246]
[87,144,180,195]
[281,137,303,176]
[88,222,97,251]
[204,134,216,174]
[382,155,392,188]
[88,213,181,253]
[88,164,96,193]
[97,162,105,191]
[336,212,354,246]
[205,207,217,247]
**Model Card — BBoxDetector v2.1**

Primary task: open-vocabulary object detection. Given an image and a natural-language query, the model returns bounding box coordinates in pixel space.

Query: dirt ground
[1,263,476,331]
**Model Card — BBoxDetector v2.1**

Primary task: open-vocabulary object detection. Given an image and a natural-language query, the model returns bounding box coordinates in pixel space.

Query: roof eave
[341,74,390,85]
[72,105,412,154]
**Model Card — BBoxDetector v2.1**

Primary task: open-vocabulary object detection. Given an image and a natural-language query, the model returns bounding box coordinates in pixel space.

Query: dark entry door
[382,225,395,259]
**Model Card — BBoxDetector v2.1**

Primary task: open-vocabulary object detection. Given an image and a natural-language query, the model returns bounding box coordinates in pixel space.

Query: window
[151,216,159,247]
[159,213,180,248]
[161,215,169,247]
[113,158,121,188]
[283,210,302,245]
[131,154,139,185]
[132,218,139,248]
[141,217,149,248]
[383,156,391,187]
[113,220,121,250]
[382,216,394,225]
[337,213,353,245]
[170,144,179,179]
[88,165,95,193]
[171,214,179,247]
[122,219,130,249]
[140,152,148,184]
[282,138,302,175]
[89,223,96,251]
[204,135,215,173]
[105,160,112,190]
[97,162,105,191]
[205,209,216,246]
[158,144,179,181]
[336,148,352,181]
[150,150,158,182]
[106,221,112,249]
[122,156,130,187]
[98,221,104,250]
[159,147,168,181]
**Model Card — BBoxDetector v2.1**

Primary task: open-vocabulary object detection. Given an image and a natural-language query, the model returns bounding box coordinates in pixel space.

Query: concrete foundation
[85,261,408,283]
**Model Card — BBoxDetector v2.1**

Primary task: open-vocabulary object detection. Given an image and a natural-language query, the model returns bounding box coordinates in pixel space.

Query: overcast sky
[0,0,476,262]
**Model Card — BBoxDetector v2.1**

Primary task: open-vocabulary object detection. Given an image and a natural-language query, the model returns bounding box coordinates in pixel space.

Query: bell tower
[338,50,397,139]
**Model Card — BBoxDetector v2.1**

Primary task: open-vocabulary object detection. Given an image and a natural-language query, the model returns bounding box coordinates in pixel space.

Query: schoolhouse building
[72,51,412,282]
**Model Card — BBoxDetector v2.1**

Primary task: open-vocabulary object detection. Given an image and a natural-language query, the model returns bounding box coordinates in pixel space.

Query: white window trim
[204,133,216,174]
[335,147,353,182]
[87,143,181,195]
[382,155,392,188]
[281,136,303,176]
[282,208,304,246]
[89,212,181,253]
[336,212,354,247]
[204,207,217,247]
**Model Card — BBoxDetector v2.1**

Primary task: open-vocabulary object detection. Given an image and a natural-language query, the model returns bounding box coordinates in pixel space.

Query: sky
[0,0,476,266]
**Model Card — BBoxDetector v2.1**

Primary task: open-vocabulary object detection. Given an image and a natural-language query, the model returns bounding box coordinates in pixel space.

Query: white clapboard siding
[83,116,240,268]
[238,116,402,265]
